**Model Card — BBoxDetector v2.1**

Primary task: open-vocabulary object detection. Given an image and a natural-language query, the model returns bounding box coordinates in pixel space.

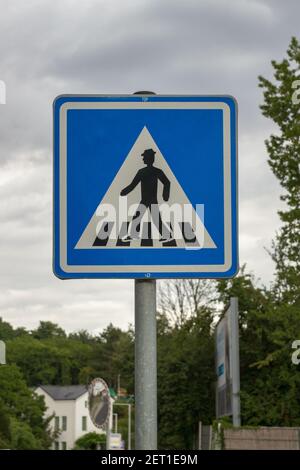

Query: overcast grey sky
[0,0,299,333]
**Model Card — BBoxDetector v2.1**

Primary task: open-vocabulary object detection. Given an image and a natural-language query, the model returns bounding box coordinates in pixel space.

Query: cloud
[0,0,298,332]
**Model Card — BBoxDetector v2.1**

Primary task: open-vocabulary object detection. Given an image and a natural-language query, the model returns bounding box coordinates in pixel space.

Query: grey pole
[230,297,241,427]
[135,279,157,450]
[106,421,111,450]
[128,403,132,450]
[198,421,202,450]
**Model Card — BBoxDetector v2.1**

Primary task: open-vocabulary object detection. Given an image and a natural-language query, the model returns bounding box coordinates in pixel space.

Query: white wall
[35,387,76,450]
[35,387,108,450]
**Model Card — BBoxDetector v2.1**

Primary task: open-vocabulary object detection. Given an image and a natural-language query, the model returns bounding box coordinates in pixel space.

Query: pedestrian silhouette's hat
[141,148,156,157]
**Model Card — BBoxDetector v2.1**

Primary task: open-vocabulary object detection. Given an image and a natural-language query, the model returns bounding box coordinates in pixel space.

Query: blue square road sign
[53,94,238,279]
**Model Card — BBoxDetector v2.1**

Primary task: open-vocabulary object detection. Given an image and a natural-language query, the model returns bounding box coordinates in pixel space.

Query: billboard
[0,340,5,365]
[215,297,240,424]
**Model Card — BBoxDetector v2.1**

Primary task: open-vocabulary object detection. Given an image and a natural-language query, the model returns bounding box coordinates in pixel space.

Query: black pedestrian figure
[120,148,172,242]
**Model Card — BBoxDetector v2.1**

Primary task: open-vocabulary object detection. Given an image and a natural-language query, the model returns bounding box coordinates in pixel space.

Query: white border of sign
[57,99,235,275]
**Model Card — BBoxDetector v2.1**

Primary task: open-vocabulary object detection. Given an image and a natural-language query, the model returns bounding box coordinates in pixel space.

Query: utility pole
[135,279,157,449]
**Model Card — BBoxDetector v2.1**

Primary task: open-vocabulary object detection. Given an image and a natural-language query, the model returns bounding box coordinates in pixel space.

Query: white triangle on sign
[75,126,216,249]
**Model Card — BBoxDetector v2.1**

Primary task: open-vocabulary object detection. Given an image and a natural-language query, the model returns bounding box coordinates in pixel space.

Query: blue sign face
[53,95,238,279]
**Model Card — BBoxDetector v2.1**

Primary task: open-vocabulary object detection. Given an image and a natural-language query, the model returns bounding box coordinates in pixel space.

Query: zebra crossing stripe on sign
[75,127,216,250]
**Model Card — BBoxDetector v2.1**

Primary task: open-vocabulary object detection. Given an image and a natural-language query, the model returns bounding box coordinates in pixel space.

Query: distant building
[35,385,112,450]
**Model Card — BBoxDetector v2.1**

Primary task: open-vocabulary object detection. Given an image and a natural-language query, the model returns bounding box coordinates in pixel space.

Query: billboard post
[230,297,241,426]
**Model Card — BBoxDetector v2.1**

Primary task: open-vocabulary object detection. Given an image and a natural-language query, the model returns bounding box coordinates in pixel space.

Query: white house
[35,385,111,450]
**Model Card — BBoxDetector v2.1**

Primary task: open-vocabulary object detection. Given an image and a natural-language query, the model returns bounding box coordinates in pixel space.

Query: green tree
[0,400,11,449]
[74,432,106,450]
[158,311,215,449]
[0,365,53,449]
[69,329,96,344]
[32,321,66,340]
[7,334,93,386]
[0,317,15,341]
[10,418,44,450]
[217,269,300,426]
[0,317,27,341]
[157,280,216,449]
[258,37,300,303]
[91,324,134,393]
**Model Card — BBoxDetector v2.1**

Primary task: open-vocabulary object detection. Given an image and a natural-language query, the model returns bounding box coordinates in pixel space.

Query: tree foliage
[0,364,53,449]
[157,280,216,448]
[218,268,300,427]
[74,432,106,450]
[259,36,300,303]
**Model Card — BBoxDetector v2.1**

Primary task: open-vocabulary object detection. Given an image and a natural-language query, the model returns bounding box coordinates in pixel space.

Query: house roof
[39,385,87,401]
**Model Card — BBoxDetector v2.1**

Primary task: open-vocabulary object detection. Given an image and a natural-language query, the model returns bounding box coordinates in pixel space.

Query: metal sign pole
[133,90,157,450]
[106,421,111,450]
[135,279,157,450]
